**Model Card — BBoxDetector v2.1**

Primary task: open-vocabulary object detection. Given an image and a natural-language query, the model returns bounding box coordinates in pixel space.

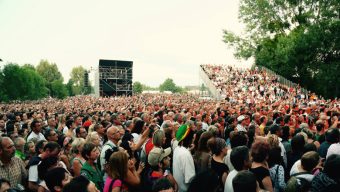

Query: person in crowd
[63,176,99,192]
[224,131,248,172]
[268,145,286,192]
[80,142,103,191]
[173,124,196,192]
[76,127,88,139]
[44,128,59,143]
[318,128,339,158]
[71,138,86,177]
[27,119,46,142]
[187,169,219,192]
[232,170,258,192]
[146,147,177,192]
[86,132,102,148]
[193,131,213,173]
[44,167,72,192]
[224,146,251,192]
[310,154,340,192]
[287,134,306,174]
[207,137,229,191]
[152,178,174,192]
[28,142,61,192]
[14,137,26,161]
[250,140,273,192]
[0,137,27,188]
[37,156,59,192]
[100,126,121,176]
[289,151,320,181]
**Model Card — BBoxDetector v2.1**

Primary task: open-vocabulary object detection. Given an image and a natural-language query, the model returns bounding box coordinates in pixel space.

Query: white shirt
[224,149,234,172]
[173,146,195,192]
[100,140,117,180]
[202,122,209,131]
[27,132,46,142]
[326,143,340,159]
[224,169,238,192]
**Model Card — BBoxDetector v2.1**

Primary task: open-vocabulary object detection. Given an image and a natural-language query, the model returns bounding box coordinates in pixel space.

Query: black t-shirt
[250,166,270,189]
[211,158,229,191]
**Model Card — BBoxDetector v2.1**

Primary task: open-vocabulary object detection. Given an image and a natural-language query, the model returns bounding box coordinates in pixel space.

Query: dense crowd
[0,66,340,192]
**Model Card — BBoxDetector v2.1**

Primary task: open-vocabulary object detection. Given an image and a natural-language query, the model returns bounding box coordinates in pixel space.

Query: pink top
[103,177,122,192]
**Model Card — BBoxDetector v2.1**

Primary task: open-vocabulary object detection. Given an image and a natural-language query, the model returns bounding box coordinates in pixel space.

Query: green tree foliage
[159,78,183,93]
[36,60,63,82]
[0,63,47,101]
[51,80,68,99]
[36,60,65,97]
[223,0,340,98]
[69,66,87,95]
[133,81,143,94]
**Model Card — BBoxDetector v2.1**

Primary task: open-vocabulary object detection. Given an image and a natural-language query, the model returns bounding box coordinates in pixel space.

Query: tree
[51,80,68,99]
[159,78,183,93]
[133,81,143,94]
[0,63,47,101]
[36,60,64,97]
[69,66,87,95]
[223,0,340,98]
[36,60,63,82]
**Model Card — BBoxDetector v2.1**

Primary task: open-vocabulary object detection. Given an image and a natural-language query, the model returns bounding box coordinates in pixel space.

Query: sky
[0,0,253,87]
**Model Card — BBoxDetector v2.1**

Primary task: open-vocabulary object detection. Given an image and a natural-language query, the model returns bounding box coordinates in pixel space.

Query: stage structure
[94,59,133,97]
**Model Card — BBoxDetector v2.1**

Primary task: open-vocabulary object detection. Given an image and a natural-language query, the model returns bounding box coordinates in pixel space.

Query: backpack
[286,172,311,192]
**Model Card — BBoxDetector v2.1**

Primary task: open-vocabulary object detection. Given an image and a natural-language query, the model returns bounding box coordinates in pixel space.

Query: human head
[148,147,171,169]
[232,170,258,192]
[86,132,101,147]
[43,141,61,158]
[230,131,248,148]
[152,178,174,192]
[106,126,121,144]
[251,140,270,163]
[76,127,87,139]
[152,130,165,148]
[44,128,59,142]
[71,138,85,155]
[325,128,340,144]
[63,176,99,192]
[45,167,71,192]
[207,137,228,156]
[231,146,251,171]
[323,154,340,182]
[187,169,219,192]
[14,137,25,152]
[81,142,99,161]
[301,151,320,172]
[108,151,128,180]
[0,137,15,160]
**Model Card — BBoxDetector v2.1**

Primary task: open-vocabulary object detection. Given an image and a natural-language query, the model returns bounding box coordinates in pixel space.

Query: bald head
[106,126,120,143]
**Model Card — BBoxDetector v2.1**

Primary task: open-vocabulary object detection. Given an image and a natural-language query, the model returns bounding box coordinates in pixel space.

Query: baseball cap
[237,115,245,122]
[148,147,171,167]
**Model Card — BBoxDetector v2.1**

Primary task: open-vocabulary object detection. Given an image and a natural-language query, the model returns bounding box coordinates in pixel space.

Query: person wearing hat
[236,115,247,132]
[173,124,196,192]
[145,147,178,192]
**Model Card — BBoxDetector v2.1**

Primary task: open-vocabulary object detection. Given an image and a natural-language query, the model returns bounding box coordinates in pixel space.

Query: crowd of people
[0,65,339,192]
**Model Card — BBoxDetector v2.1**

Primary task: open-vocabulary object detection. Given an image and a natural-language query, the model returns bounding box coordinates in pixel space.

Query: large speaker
[98,59,133,97]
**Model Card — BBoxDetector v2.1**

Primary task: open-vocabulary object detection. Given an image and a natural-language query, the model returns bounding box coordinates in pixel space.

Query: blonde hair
[153,130,165,147]
[71,138,85,154]
[86,132,99,144]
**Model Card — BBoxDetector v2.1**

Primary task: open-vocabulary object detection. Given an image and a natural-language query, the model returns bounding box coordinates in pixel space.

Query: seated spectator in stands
[232,170,258,192]
[224,146,251,192]
[318,128,339,158]
[44,165,72,192]
[63,176,99,192]
[250,140,273,192]
[311,154,340,192]
[187,169,219,192]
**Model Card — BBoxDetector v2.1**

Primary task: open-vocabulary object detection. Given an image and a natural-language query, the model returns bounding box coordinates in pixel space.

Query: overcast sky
[0,0,252,87]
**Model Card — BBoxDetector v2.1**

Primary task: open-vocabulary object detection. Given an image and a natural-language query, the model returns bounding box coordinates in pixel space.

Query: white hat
[237,115,245,122]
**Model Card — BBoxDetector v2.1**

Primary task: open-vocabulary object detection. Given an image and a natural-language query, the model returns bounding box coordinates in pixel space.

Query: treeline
[223,0,339,98]
[133,78,185,94]
[0,60,90,102]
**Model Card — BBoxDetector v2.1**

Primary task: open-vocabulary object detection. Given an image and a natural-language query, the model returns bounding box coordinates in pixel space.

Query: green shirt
[14,150,25,161]
[80,161,103,191]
